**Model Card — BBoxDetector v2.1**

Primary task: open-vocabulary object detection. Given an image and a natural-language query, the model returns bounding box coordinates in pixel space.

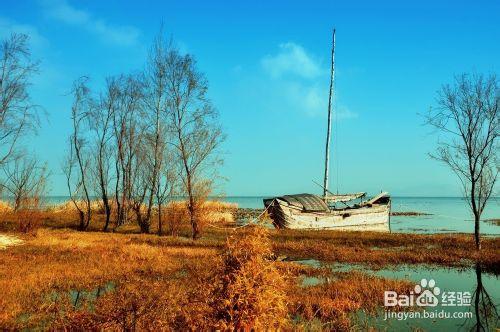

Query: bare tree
[426,73,499,250]
[0,33,40,166]
[129,135,150,232]
[112,75,145,229]
[141,33,176,235]
[90,78,118,231]
[61,32,223,238]
[156,150,178,236]
[163,46,224,239]
[64,77,93,231]
[1,155,48,211]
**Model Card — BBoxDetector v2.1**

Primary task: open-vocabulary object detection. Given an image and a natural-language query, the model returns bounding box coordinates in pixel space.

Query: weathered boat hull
[264,196,390,232]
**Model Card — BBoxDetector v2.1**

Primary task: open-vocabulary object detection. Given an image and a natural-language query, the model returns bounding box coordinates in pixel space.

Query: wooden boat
[264,192,390,231]
[263,29,391,231]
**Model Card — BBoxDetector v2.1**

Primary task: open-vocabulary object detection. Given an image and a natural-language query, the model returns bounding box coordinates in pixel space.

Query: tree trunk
[102,196,111,231]
[470,183,481,250]
[85,202,91,229]
[186,175,200,239]
[14,197,21,212]
[191,213,200,240]
[136,208,149,233]
[140,222,149,233]
[158,202,163,236]
[189,198,200,240]
[78,210,85,231]
[474,215,481,250]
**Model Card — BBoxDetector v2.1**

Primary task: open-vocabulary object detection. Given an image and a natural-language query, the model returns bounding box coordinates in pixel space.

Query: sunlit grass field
[0,202,498,329]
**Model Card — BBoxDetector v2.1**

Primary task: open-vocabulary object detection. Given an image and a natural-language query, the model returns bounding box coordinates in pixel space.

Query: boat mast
[323,28,335,199]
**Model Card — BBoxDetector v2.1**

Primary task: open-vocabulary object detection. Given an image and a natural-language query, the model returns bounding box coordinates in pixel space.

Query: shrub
[16,209,42,235]
[209,226,288,330]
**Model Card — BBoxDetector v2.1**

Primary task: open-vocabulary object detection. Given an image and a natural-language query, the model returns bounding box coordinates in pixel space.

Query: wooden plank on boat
[324,192,366,203]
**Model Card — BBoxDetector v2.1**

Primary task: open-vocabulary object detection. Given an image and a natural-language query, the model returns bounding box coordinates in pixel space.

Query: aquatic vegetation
[484,218,500,226]
[271,229,500,273]
[0,206,498,329]
[288,271,414,329]
[391,211,432,216]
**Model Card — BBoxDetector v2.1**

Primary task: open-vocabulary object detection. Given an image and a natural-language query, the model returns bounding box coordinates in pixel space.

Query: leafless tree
[64,77,93,230]
[163,46,224,239]
[62,31,223,237]
[90,78,118,231]
[0,33,40,166]
[1,155,48,211]
[129,135,150,232]
[112,75,145,229]
[426,73,499,250]
[156,150,178,236]
[140,33,177,235]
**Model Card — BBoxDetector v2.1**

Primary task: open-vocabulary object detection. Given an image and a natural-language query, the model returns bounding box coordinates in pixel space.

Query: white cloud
[0,17,48,49]
[282,82,325,117]
[335,105,358,120]
[261,42,321,79]
[40,0,140,46]
[282,82,357,119]
[258,42,357,119]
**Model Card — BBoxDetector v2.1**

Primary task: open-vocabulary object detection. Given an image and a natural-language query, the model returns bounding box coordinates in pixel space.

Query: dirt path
[0,234,23,249]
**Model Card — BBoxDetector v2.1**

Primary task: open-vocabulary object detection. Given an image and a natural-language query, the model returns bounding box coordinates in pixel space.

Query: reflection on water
[293,260,499,331]
[470,263,499,331]
[69,281,116,309]
[351,263,498,331]
[17,282,116,327]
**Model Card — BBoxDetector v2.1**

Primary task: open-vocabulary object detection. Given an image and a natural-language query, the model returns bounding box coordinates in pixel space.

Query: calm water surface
[294,260,499,331]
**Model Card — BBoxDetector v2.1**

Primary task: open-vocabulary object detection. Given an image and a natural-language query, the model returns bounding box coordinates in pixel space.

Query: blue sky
[0,0,499,196]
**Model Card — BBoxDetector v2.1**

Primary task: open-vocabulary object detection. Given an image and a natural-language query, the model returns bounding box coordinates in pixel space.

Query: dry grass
[0,201,13,213]
[287,270,414,330]
[271,229,500,274]
[0,234,23,249]
[0,225,422,330]
[164,200,237,235]
[210,226,288,330]
[0,204,498,329]
[0,229,217,329]
[45,200,104,214]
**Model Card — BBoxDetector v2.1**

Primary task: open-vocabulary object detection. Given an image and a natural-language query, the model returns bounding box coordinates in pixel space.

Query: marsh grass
[272,229,500,274]
[0,201,498,329]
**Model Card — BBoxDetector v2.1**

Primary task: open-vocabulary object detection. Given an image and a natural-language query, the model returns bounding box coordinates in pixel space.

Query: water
[358,265,499,331]
[18,282,116,327]
[25,196,500,235]
[390,197,499,235]
[223,196,499,235]
[293,260,499,331]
